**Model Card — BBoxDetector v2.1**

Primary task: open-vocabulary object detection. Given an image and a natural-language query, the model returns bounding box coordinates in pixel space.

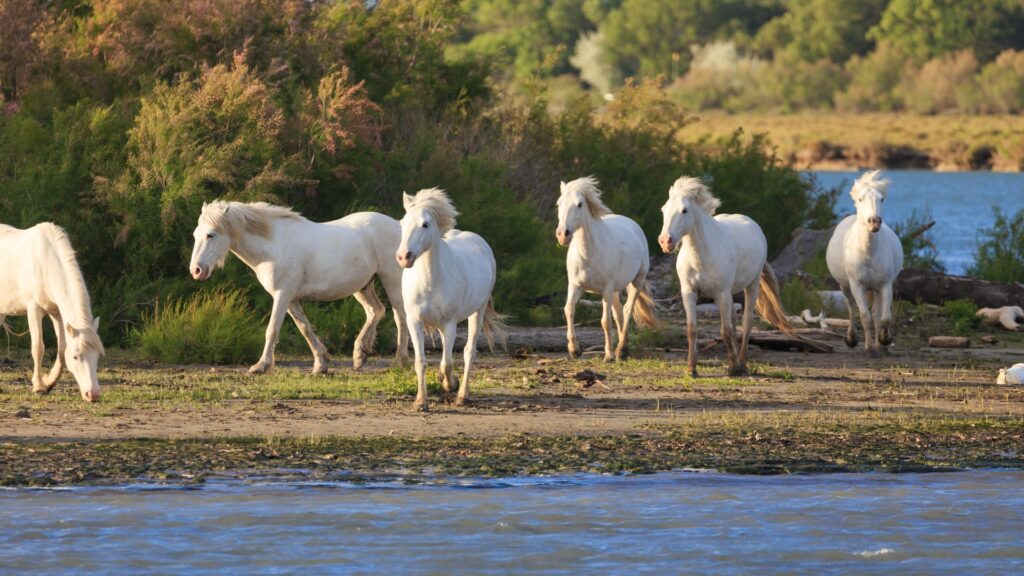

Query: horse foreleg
[600,290,614,363]
[43,313,66,388]
[457,310,483,406]
[251,294,289,374]
[611,291,628,362]
[437,320,458,395]
[849,282,876,355]
[877,283,895,347]
[682,290,699,378]
[564,283,583,359]
[28,306,49,394]
[287,302,330,374]
[352,286,386,370]
[840,283,859,348]
[408,317,429,411]
[378,272,411,367]
[717,292,742,376]
[738,283,759,374]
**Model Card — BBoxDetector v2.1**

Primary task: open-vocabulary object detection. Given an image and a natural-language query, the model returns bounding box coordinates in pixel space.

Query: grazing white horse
[555,177,659,362]
[396,188,506,411]
[189,201,409,373]
[826,170,903,354]
[0,223,104,401]
[658,177,793,377]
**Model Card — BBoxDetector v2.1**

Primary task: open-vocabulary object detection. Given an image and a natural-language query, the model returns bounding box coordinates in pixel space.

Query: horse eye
[206,233,215,239]
[422,222,428,228]
[73,355,80,361]
[682,208,688,214]
[576,202,583,207]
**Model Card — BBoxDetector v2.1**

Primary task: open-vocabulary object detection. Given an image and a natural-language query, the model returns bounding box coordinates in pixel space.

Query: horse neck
[574,212,609,259]
[679,209,722,267]
[42,237,93,328]
[847,219,879,257]
[229,223,277,268]
[413,231,451,286]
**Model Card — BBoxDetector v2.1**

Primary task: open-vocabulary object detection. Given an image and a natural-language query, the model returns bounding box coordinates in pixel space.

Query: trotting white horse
[0,223,104,401]
[555,177,659,362]
[826,170,903,354]
[189,201,410,373]
[396,188,506,411]
[658,177,793,377]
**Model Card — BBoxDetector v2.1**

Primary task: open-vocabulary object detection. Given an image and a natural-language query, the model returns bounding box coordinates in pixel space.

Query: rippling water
[810,170,1024,275]
[3,470,1023,574]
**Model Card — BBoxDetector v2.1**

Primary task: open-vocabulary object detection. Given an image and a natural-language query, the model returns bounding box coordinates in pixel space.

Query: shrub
[133,289,263,364]
[835,42,909,112]
[942,299,979,336]
[969,207,1024,283]
[898,50,979,114]
[892,207,943,272]
[977,50,1024,114]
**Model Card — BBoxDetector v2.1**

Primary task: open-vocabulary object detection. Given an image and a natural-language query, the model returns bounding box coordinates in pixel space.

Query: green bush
[892,207,944,272]
[133,289,263,364]
[942,299,980,336]
[969,207,1024,283]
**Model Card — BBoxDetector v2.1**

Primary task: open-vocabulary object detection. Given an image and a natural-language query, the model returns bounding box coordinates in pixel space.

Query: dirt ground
[3,323,1023,443]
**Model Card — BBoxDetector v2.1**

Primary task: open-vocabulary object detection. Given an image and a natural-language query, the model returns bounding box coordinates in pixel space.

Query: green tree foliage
[752,0,887,63]
[970,208,1024,284]
[869,0,1024,63]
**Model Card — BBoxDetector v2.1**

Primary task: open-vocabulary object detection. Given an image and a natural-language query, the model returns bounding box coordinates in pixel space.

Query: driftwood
[750,330,834,353]
[976,306,1024,331]
[928,336,970,349]
[895,269,1024,308]
[771,227,833,282]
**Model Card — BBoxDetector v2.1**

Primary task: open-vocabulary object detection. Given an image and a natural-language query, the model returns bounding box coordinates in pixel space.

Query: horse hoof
[603,355,615,363]
[32,386,50,396]
[878,331,893,346]
[689,370,699,378]
[311,364,329,375]
[728,367,749,377]
[413,401,429,412]
[568,348,581,360]
[845,336,858,348]
[248,363,269,374]
[455,396,469,406]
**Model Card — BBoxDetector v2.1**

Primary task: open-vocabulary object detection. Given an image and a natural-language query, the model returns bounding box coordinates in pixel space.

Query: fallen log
[750,330,834,353]
[928,336,970,349]
[895,269,1024,308]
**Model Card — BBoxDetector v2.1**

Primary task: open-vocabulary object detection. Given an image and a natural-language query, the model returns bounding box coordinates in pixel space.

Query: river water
[811,170,1024,275]
[3,470,1023,574]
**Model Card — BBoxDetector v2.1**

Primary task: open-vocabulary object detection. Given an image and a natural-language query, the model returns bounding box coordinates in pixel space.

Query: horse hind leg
[287,303,330,374]
[456,309,484,406]
[352,284,386,370]
[377,271,411,367]
[716,292,742,376]
[437,321,458,396]
[600,289,616,363]
[839,283,859,348]
[736,282,760,375]
[876,284,895,348]
[611,290,628,362]
[27,306,50,394]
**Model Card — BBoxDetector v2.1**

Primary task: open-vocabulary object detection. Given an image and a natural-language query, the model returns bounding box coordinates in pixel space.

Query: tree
[752,0,887,62]
[869,0,1024,63]
[0,0,44,100]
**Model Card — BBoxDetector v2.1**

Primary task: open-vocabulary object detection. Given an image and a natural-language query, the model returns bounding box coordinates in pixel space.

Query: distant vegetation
[0,0,835,349]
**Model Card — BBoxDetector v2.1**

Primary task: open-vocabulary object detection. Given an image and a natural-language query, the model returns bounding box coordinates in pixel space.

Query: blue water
[810,170,1024,275]
[2,470,1023,574]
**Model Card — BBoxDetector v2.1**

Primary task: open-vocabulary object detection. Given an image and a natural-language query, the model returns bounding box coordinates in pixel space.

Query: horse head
[556,177,609,247]
[851,170,890,234]
[189,202,233,281]
[398,189,455,268]
[659,176,718,253]
[65,317,103,402]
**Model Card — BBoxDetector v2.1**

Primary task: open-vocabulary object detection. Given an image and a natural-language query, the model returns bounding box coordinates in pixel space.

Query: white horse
[397,188,506,411]
[0,223,104,401]
[189,201,409,373]
[658,177,793,377]
[555,177,659,362]
[826,170,903,354]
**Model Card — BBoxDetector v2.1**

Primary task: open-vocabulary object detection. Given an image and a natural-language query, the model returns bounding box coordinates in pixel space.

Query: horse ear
[65,323,76,337]
[202,201,208,209]
[559,181,567,194]
[92,317,100,331]
[402,192,414,210]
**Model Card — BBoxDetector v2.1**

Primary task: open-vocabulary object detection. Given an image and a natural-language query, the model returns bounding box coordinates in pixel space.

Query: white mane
[200,200,305,240]
[563,176,612,219]
[851,169,890,199]
[39,224,104,353]
[404,188,459,234]
[670,176,721,215]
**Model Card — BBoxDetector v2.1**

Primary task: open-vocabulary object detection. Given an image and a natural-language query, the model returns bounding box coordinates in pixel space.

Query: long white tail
[754,263,797,334]
[482,298,509,353]
[631,281,662,330]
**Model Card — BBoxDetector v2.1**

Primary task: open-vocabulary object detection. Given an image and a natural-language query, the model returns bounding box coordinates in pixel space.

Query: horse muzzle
[190,264,210,281]
[867,217,882,233]
[396,251,415,268]
[555,228,572,247]
[81,389,99,403]
[658,234,674,253]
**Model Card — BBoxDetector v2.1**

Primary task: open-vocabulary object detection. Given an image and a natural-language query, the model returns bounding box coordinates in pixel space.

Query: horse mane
[563,176,612,219]
[670,176,721,215]
[200,200,304,240]
[404,188,459,234]
[851,169,890,199]
[38,223,104,354]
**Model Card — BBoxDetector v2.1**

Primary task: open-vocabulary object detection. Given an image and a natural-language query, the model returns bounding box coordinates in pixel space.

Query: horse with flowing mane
[556,177,659,362]
[826,170,903,354]
[189,201,409,372]
[658,176,793,377]
[0,223,104,401]
[397,188,507,411]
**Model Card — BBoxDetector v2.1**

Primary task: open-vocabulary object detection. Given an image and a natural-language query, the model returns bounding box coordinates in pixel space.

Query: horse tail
[754,262,797,335]
[481,298,510,353]
[631,281,662,330]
